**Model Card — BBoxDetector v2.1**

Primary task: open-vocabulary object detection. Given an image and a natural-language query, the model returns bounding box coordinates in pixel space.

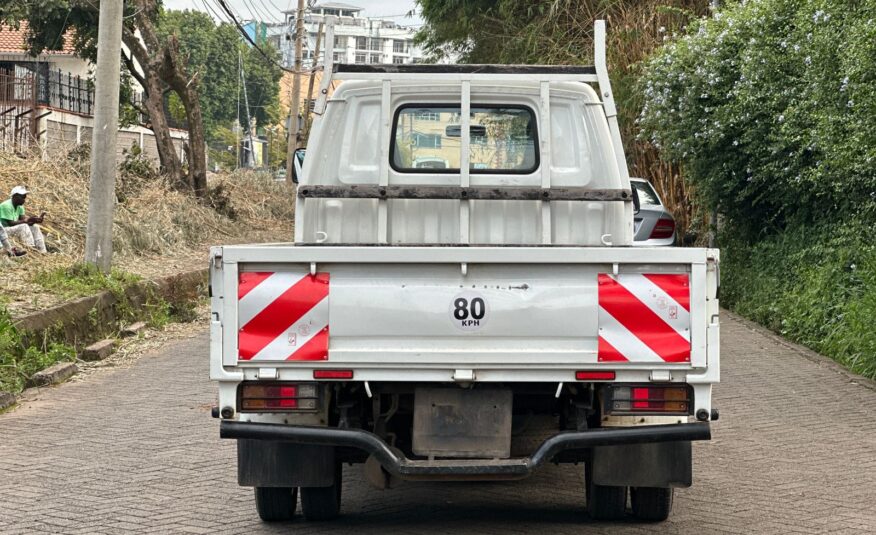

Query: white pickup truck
[211,20,719,523]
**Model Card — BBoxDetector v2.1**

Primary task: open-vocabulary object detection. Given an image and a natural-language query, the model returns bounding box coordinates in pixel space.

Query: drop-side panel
[225,249,705,369]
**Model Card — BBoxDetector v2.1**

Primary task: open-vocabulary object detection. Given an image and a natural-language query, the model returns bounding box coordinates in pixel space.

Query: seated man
[0,225,26,257]
[0,186,46,253]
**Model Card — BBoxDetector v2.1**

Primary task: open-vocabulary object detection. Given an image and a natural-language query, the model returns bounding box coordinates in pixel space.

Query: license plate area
[413,387,512,459]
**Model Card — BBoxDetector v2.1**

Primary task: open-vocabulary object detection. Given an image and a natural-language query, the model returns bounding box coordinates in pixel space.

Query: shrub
[721,220,876,380]
[639,0,876,237]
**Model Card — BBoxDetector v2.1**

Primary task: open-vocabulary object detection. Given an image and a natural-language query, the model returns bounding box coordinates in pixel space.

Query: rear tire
[300,464,342,521]
[254,487,297,522]
[585,460,627,521]
[631,487,673,521]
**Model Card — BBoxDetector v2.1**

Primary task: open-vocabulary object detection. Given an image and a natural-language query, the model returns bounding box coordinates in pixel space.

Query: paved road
[2,313,875,534]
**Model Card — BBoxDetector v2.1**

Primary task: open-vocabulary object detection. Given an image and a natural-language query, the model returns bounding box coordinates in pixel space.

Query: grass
[0,304,76,394]
[33,263,142,299]
[721,221,876,381]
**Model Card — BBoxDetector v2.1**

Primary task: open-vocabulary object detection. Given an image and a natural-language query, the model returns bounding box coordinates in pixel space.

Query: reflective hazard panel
[597,274,690,363]
[237,271,330,361]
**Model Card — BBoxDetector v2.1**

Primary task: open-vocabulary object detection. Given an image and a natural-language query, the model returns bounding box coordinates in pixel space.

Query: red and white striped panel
[597,273,690,363]
[237,271,330,362]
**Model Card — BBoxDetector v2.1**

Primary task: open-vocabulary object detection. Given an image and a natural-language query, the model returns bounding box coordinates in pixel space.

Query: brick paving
[1,313,875,534]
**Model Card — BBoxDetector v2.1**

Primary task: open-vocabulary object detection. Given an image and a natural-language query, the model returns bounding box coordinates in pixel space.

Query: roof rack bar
[334,64,597,75]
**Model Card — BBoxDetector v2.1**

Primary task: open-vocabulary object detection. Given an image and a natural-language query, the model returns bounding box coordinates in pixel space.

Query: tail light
[649,218,676,239]
[604,385,692,415]
[238,382,320,412]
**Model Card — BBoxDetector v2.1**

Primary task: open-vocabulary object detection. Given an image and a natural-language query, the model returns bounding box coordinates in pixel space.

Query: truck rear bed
[211,245,719,411]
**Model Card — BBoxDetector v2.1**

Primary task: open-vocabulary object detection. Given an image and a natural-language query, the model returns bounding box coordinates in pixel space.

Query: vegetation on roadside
[0,304,76,395]
[0,152,293,317]
[33,264,142,300]
[638,1,876,379]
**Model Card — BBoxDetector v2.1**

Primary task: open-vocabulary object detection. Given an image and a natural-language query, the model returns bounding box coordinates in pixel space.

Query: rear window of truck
[391,105,538,174]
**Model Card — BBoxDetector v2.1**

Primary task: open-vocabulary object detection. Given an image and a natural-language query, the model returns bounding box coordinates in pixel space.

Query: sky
[164,0,423,26]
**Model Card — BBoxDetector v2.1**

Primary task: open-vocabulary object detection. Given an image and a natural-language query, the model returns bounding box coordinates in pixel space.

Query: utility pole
[303,22,324,136]
[285,0,306,183]
[84,0,123,273]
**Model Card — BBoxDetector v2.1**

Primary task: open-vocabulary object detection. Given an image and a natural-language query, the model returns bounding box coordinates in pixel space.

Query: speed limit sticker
[450,291,489,331]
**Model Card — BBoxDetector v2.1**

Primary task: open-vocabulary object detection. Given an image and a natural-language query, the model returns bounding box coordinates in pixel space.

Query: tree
[638,0,876,236]
[0,0,208,196]
[158,11,283,161]
[415,0,711,234]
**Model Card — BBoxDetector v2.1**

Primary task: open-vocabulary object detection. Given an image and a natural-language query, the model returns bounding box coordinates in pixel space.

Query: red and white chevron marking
[598,273,691,363]
[237,271,330,361]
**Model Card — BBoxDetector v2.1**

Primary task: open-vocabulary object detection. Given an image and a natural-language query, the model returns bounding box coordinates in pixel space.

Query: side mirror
[292,148,306,184]
[631,185,641,215]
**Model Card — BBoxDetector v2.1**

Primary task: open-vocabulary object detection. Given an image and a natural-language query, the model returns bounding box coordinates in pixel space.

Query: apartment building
[266,2,424,67]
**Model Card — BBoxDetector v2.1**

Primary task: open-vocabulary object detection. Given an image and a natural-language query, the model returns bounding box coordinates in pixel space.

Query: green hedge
[721,221,876,380]
[639,0,876,236]
[639,1,876,379]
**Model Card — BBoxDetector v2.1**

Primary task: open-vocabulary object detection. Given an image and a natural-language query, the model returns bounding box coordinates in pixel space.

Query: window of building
[393,40,407,53]
[355,53,366,64]
[392,106,538,173]
[333,52,344,62]
[413,133,442,149]
[341,10,356,17]
[414,111,439,121]
[356,36,367,49]
[370,38,382,51]
[323,8,339,16]
[392,55,405,64]
[370,54,381,64]
[334,36,346,48]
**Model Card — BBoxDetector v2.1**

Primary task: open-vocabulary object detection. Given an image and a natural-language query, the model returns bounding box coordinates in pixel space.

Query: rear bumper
[220,420,710,480]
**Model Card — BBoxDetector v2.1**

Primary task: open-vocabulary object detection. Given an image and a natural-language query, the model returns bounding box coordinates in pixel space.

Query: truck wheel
[254,487,297,522]
[631,487,673,521]
[300,464,342,521]
[585,462,627,520]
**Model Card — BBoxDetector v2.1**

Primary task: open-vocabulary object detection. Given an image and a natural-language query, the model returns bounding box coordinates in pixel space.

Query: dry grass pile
[0,150,295,315]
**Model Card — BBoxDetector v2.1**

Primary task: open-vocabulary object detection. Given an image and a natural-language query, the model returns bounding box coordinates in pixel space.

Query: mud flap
[591,441,692,488]
[238,439,335,487]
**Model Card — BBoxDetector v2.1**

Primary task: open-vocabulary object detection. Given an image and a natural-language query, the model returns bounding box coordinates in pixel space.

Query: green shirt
[0,199,24,227]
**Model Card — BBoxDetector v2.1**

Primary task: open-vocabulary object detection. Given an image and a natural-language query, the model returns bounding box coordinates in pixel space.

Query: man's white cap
[10,186,28,196]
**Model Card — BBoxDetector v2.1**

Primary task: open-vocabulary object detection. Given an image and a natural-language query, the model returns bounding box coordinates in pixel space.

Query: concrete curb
[28,362,78,387]
[13,268,207,348]
[724,309,876,392]
[2,268,208,411]
[81,339,116,362]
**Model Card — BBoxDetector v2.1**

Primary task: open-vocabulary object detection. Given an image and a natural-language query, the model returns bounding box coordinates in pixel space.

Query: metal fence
[41,68,94,115]
[0,68,94,115]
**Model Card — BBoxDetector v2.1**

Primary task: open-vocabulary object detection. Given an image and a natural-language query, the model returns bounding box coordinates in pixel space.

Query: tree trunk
[159,36,207,196]
[121,29,187,191]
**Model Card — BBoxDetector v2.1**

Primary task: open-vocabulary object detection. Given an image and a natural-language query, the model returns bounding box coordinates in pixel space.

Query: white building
[266,2,424,67]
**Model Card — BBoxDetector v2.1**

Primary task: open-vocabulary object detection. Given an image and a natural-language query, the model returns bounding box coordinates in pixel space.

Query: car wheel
[254,486,297,522]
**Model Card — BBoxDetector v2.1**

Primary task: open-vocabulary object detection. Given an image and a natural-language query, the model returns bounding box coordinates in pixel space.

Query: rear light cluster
[605,385,692,416]
[238,382,319,412]
[649,218,676,240]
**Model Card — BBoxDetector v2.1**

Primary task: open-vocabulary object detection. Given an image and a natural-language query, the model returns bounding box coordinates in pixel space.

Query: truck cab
[210,20,719,524]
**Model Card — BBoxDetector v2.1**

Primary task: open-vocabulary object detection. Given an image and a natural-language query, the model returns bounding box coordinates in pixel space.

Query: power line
[214,0,305,74]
